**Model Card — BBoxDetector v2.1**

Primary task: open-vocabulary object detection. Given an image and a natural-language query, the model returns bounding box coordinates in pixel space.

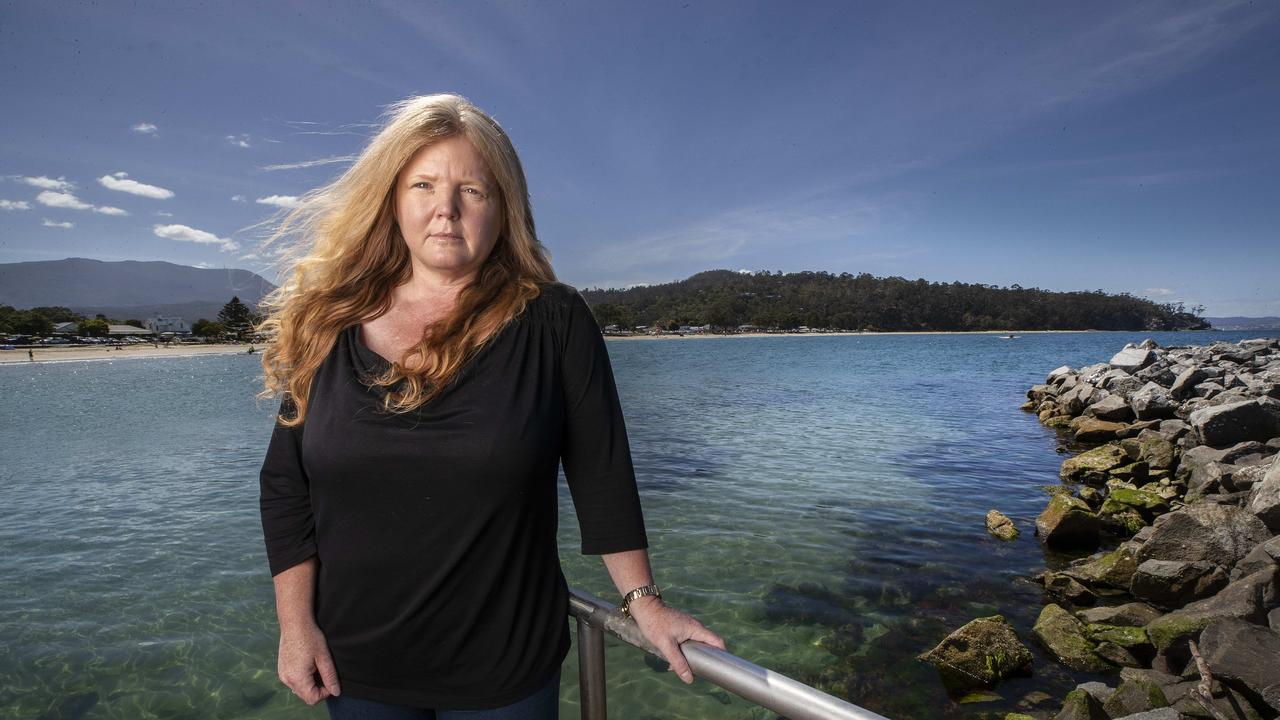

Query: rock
[1271,607,1280,631]
[1074,418,1129,443]
[1044,572,1097,606]
[1094,641,1143,667]
[986,510,1019,541]
[1144,567,1279,650]
[1033,603,1110,673]
[1052,688,1108,720]
[1060,384,1100,415]
[1248,455,1280,532]
[1183,460,1232,503]
[1106,487,1170,517]
[1107,461,1151,485]
[1075,681,1115,704]
[1189,398,1280,448]
[1136,504,1272,570]
[1086,394,1133,422]
[1047,365,1075,384]
[1112,347,1157,373]
[1084,623,1151,649]
[957,689,1002,703]
[1199,619,1280,715]
[1227,461,1271,493]
[1170,367,1207,399]
[1231,536,1280,581]
[1061,445,1130,486]
[1130,383,1177,421]
[917,615,1033,690]
[1130,559,1229,609]
[1045,415,1074,429]
[1066,546,1140,590]
[1037,495,1101,549]
[1110,709,1178,720]
[1103,671,1169,718]
[1076,602,1162,627]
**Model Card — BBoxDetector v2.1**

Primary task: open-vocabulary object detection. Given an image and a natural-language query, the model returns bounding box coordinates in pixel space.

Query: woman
[256,93,724,719]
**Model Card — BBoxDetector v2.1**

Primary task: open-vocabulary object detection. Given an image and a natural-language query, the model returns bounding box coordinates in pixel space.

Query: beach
[0,342,259,365]
[606,329,1091,340]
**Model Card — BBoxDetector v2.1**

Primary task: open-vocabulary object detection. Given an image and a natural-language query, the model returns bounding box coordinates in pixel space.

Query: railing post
[577,616,607,720]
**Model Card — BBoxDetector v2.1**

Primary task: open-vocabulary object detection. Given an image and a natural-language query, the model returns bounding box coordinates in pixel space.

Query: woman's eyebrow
[407,173,492,187]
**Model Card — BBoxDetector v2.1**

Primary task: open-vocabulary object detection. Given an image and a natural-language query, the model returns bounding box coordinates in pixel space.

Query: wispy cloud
[226,134,252,149]
[1142,287,1177,297]
[153,223,240,252]
[98,172,175,199]
[267,116,379,138]
[42,219,74,229]
[22,175,74,191]
[259,154,356,171]
[0,199,31,210]
[155,210,173,217]
[37,190,92,210]
[239,252,260,261]
[230,195,247,203]
[94,206,129,216]
[256,194,301,209]
[132,122,158,135]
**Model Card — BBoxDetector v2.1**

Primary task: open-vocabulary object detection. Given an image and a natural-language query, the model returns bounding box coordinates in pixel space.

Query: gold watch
[619,584,662,617]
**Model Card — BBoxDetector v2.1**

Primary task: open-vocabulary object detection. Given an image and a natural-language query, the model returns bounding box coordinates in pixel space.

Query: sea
[0,329,1271,720]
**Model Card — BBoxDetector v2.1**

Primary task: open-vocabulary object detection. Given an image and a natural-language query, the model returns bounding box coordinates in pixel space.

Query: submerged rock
[917,615,1033,691]
[986,510,1019,541]
[1052,688,1108,720]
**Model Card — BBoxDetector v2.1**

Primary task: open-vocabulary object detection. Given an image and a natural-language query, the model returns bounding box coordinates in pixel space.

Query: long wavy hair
[257,94,556,426]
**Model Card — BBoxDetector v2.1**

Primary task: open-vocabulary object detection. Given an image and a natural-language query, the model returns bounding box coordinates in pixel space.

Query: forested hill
[579,270,1210,333]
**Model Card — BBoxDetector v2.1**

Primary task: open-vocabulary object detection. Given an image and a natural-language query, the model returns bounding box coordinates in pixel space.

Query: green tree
[77,319,110,337]
[192,318,226,339]
[217,296,255,340]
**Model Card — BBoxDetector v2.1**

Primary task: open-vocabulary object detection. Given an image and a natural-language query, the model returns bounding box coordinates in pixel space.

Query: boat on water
[997,334,1021,339]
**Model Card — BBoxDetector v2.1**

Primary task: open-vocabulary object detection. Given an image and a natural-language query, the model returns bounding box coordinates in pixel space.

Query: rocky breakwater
[918,337,1280,720]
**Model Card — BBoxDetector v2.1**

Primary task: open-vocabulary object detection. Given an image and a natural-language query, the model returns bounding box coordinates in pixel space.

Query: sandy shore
[0,343,260,365]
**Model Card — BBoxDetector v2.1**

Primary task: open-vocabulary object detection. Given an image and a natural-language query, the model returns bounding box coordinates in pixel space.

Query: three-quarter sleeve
[559,291,650,555]
[258,396,318,576]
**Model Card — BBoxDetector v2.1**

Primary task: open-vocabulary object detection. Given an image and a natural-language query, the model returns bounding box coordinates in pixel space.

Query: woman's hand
[277,622,341,705]
[627,597,726,684]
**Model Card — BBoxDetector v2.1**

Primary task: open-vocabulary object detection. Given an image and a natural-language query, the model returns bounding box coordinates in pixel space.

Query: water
[0,329,1270,719]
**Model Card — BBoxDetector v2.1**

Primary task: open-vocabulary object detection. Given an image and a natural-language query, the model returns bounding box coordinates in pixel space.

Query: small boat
[997,334,1021,339]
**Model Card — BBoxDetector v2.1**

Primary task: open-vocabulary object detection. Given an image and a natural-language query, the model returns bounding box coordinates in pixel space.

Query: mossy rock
[1074,418,1128,443]
[1032,604,1111,673]
[1036,494,1101,549]
[1102,674,1168,718]
[1084,624,1149,648]
[917,615,1033,691]
[1067,546,1138,590]
[1106,487,1168,514]
[1060,444,1128,485]
[1108,461,1150,483]
[1044,415,1074,429]
[1053,688,1108,720]
[1144,613,1211,651]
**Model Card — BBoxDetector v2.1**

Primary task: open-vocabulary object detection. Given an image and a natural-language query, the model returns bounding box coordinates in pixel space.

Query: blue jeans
[325,668,561,720]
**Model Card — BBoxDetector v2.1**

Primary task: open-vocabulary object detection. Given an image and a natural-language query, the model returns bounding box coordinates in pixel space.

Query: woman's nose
[434,189,461,219]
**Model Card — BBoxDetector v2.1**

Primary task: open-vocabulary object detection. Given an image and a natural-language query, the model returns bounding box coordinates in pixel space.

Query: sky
[1,1,1278,316]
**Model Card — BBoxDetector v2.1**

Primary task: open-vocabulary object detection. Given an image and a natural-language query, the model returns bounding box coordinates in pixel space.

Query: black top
[258,282,648,709]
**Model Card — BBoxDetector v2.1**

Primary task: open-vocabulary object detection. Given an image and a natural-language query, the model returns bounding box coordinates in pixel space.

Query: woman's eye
[413,181,431,189]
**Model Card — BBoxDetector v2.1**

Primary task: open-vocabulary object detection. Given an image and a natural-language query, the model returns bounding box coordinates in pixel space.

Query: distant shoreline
[606,329,1096,341]
[0,343,257,365]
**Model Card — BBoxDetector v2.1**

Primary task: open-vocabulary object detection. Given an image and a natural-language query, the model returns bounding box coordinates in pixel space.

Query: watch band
[619,584,662,617]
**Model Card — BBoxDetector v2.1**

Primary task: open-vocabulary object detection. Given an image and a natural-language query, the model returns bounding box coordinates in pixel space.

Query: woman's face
[393,134,504,285]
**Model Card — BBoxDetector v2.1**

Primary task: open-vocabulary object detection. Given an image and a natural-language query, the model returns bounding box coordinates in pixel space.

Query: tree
[78,319,110,337]
[217,296,256,340]
[192,318,226,339]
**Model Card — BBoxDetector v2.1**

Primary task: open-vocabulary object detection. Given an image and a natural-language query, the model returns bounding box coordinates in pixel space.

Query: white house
[145,316,191,334]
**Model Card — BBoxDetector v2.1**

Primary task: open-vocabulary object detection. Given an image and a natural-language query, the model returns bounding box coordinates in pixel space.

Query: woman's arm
[600,548,726,684]
[273,557,341,704]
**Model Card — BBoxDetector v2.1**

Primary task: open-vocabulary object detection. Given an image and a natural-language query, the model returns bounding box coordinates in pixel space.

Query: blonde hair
[257,93,556,425]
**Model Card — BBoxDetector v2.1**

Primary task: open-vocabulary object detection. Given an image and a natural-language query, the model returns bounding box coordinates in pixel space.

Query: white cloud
[194,261,214,269]
[153,223,240,252]
[256,194,302,209]
[42,219,74,229]
[37,190,92,210]
[23,175,74,191]
[98,172,175,199]
[239,252,261,261]
[226,134,251,148]
[132,122,158,135]
[1143,287,1176,297]
[94,206,129,216]
[0,199,31,210]
[155,210,173,217]
[260,154,356,171]
[230,194,247,202]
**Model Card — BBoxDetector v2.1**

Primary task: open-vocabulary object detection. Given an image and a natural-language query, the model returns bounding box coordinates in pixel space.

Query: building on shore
[145,316,190,335]
[108,324,154,336]
[52,321,80,335]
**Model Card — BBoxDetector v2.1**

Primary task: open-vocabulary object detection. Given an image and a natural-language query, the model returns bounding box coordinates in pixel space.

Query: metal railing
[567,587,892,720]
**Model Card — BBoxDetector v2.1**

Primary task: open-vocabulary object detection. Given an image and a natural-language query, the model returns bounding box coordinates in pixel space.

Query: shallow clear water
[0,329,1268,719]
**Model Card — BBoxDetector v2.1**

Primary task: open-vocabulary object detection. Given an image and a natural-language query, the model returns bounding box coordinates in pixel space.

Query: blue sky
[2,1,1278,316]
